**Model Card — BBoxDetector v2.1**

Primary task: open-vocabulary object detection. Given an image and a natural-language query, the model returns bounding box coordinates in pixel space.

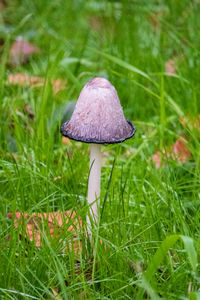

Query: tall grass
[0,0,200,299]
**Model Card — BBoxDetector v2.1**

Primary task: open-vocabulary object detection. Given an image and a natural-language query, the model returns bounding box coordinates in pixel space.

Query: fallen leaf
[172,138,191,162]
[51,288,63,300]
[24,103,34,121]
[149,12,160,29]
[149,10,165,31]
[179,114,200,132]
[62,137,71,145]
[128,260,143,273]
[10,39,40,64]
[0,38,4,47]
[49,260,94,298]
[165,59,177,74]
[5,152,18,161]
[53,176,62,181]
[7,211,82,249]
[74,258,95,281]
[0,0,7,11]
[8,73,66,94]
[52,78,67,94]
[153,149,170,169]
[188,282,192,294]
[8,73,44,87]
[78,291,88,299]
[89,16,102,32]
[152,136,191,168]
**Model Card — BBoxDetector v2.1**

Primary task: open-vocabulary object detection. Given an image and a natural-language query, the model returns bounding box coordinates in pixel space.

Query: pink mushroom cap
[61,77,135,144]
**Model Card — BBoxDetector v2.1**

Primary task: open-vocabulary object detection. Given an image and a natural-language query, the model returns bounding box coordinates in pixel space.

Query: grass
[0,0,200,299]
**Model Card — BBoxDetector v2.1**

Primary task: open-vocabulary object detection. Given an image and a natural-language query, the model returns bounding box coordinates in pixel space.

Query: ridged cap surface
[61,77,135,144]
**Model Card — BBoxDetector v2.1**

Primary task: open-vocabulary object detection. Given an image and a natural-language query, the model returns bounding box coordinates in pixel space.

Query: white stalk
[87,144,101,234]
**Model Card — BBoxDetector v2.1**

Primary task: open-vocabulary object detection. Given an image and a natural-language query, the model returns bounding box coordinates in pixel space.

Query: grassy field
[0,0,200,299]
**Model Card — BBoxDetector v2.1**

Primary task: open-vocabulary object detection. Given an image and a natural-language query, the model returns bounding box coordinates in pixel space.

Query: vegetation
[0,0,200,299]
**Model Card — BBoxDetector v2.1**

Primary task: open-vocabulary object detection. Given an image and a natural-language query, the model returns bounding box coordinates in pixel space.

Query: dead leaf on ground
[188,282,193,294]
[78,291,88,299]
[89,16,102,32]
[128,260,143,273]
[53,79,67,94]
[0,0,7,11]
[179,114,200,132]
[149,12,160,29]
[172,138,191,161]
[8,73,44,86]
[7,211,82,250]
[165,54,184,74]
[62,137,72,145]
[152,136,191,168]
[49,259,94,298]
[5,152,18,161]
[165,59,177,74]
[0,38,4,47]
[10,39,40,64]
[51,287,63,300]
[8,73,67,94]
[53,176,62,181]
[149,10,166,31]
[24,103,34,121]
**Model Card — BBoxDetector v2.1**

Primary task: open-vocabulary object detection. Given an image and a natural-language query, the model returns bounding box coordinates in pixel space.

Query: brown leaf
[78,291,88,299]
[8,73,44,87]
[153,150,165,169]
[5,152,18,161]
[0,0,7,11]
[128,260,143,273]
[152,136,191,168]
[149,12,160,29]
[188,282,192,294]
[179,114,200,132]
[52,79,67,94]
[8,73,66,94]
[165,59,177,74]
[50,288,63,300]
[10,39,40,64]
[62,137,72,145]
[53,176,62,181]
[74,258,95,282]
[149,10,165,31]
[0,38,4,47]
[7,211,82,248]
[24,103,34,121]
[89,16,102,32]
[171,137,191,162]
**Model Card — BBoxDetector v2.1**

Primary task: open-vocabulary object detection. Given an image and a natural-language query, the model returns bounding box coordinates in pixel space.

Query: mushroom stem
[87,144,101,234]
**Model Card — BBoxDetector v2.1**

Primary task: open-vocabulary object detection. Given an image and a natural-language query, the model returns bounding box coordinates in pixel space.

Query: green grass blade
[189,292,200,300]
[181,235,198,273]
[92,49,152,81]
[145,235,197,280]
[139,276,161,300]
[145,235,179,280]
[137,235,198,299]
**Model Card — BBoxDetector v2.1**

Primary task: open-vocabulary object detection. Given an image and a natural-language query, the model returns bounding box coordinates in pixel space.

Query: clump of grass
[0,0,200,299]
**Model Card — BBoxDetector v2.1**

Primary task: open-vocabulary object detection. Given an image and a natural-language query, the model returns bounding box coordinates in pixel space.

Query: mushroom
[61,77,135,236]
